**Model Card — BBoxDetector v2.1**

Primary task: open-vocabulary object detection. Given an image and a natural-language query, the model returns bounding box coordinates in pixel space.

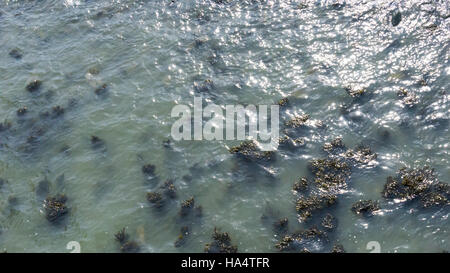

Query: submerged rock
[345,87,366,98]
[17,107,28,116]
[90,135,105,150]
[204,227,238,253]
[9,48,23,60]
[392,11,402,27]
[142,164,156,176]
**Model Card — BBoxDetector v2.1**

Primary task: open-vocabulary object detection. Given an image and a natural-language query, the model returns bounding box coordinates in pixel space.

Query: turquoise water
[0,0,448,252]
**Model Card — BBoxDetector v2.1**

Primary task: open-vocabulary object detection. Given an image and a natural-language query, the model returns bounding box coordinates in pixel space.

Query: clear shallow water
[0,0,448,252]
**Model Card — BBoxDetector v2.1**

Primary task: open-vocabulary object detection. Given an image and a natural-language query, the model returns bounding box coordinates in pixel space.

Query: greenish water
[0,0,448,252]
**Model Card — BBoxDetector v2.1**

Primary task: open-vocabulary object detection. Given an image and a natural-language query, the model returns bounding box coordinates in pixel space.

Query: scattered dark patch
[142,164,156,176]
[51,106,65,118]
[90,135,105,150]
[174,226,190,248]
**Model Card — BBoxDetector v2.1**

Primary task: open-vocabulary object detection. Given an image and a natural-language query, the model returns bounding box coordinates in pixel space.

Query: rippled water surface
[0,0,449,252]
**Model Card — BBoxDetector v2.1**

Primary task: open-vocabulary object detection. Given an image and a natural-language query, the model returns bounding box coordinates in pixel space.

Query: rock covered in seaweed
[382,166,449,208]
[229,140,274,162]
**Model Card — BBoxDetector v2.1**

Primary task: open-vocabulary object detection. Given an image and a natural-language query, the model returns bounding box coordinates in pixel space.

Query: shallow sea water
[0,0,449,252]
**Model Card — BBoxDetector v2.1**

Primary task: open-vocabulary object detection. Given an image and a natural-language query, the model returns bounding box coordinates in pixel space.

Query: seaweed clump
[285,114,310,128]
[275,227,327,252]
[229,140,274,162]
[147,192,164,208]
[204,227,238,253]
[296,194,337,221]
[180,196,195,216]
[162,179,176,198]
[321,213,337,231]
[277,97,289,107]
[382,167,449,208]
[114,228,140,253]
[43,194,68,222]
[331,244,345,253]
[345,87,366,98]
[293,177,308,192]
[309,158,351,191]
[351,200,380,215]
[397,88,418,107]
[94,83,108,96]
